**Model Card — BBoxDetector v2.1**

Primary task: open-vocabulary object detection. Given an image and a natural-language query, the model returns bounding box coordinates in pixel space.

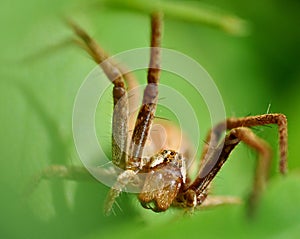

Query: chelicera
[41,12,288,215]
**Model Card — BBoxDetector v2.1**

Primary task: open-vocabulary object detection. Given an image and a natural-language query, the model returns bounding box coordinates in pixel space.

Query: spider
[35,12,288,215]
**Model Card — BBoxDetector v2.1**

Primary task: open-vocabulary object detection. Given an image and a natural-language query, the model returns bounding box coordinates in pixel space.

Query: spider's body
[64,12,288,215]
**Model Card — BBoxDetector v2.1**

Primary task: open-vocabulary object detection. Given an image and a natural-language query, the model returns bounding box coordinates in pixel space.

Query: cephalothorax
[38,12,287,215]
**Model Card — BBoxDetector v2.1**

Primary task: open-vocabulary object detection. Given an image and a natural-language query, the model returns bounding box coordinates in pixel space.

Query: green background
[1,0,300,238]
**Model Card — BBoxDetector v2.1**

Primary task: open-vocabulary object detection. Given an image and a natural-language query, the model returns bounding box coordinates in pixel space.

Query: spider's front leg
[201,114,288,173]
[185,113,287,214]
[67,20,130,169]
[25,20,135,195]
[127,11,163,170]
[104,12,164,215]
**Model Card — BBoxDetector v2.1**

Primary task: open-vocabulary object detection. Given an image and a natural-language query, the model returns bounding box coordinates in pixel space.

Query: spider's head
[147,149,187,183]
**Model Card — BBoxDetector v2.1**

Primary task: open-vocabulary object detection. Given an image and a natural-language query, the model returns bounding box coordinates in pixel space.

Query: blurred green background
[1,0,300,238]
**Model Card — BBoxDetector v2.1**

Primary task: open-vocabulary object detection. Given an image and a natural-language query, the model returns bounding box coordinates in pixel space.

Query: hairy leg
[68,19,129,168]
[200,114,287,174]
[127,11,163,170]
[104,12,163,215]
[104,170,140,215]
[24,165,111,196]
[199,195,242,208]
[189,127,273,213]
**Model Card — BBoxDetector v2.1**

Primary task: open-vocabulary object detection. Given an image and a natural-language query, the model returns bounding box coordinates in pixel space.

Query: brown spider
[38,12,287,215]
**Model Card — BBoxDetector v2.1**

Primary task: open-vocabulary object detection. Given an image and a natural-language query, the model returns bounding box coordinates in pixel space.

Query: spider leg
[68,21,143,215]
[200,113,287,174]
[187,127,273,214]
[127,11,163,170]
[27,22,142,209]
[199,195,243,208]
[104,12,163,215]
[68,19,130,169]
[181,195,242,215]
[103,170,140,214]
[24,165,111,196]
[228,127,272,211]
